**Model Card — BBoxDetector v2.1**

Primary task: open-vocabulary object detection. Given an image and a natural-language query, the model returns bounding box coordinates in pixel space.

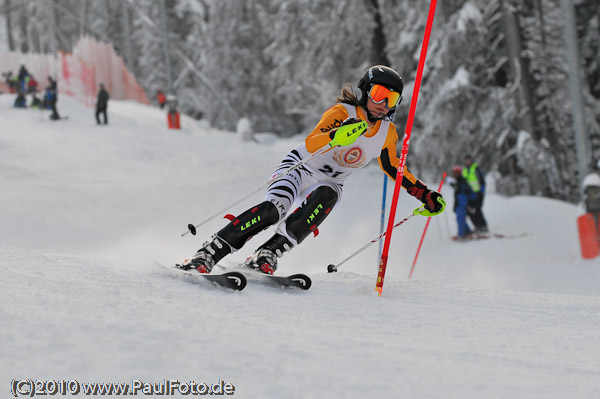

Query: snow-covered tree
[262,0,376,134]
[3,0,600,202]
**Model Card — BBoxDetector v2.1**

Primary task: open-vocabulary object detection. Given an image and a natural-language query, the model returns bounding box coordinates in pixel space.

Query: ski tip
[286,274,312,290]
[225,271,247,291]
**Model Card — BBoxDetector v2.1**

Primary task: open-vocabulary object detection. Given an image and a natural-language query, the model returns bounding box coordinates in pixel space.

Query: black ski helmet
[358,65,404,110]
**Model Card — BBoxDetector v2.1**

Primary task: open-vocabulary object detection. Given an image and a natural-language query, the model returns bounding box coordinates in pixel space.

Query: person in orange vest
[156,89,166,109]
[177,65,446,275]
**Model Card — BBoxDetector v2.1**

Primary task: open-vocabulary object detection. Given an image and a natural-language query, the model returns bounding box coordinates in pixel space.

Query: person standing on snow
[451,165,474,240]
[95,83,110,125]
[46,76,60,120]
[156,89,167,109]
[463,154,488,233]
[27,75,38,94]
[17,65,29,94]
[583,159,600,231]
[179,65,446,274]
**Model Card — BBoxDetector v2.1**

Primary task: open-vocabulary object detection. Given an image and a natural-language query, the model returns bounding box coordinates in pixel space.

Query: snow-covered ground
[1,94,599,398]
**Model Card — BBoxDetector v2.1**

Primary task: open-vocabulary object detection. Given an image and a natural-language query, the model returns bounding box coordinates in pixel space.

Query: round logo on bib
[343,147,363,164]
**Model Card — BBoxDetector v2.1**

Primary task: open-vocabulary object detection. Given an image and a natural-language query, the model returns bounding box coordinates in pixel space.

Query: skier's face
[366,97,390,120]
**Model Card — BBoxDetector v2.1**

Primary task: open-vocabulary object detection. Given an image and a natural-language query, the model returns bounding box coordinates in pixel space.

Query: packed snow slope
[1,94,599,399]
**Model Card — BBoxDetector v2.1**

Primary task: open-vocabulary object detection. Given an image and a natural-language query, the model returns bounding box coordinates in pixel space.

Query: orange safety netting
[0,36,148,106]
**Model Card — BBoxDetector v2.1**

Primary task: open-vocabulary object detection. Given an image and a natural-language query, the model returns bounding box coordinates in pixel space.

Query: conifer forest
[2,0,599,202]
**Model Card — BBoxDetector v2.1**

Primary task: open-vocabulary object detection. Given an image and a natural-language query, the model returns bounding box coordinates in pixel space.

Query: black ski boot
[178,235,231,274]
[243,234,293,275]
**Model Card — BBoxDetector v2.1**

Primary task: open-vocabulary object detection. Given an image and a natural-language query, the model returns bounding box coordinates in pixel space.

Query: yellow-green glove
[329,118,367,147]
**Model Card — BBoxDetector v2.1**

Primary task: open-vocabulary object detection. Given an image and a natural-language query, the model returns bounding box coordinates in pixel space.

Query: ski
[246,272,311,290]
[452,234,488,241]
[156,262,247,291]
[198,271,247,291]
[452,232,528,241]
[225,267,311,290]
[256,273,311,290]
[491,232,528,239]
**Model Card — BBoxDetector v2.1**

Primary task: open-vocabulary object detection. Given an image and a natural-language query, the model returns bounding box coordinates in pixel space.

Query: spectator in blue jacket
[45,76,60,120]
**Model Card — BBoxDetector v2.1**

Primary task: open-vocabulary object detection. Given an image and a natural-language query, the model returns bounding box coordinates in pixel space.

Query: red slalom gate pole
[375,0,437,297]
[408,172,446,279]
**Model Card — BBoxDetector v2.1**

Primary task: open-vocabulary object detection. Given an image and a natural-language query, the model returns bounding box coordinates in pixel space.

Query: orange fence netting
[0,36,148,107]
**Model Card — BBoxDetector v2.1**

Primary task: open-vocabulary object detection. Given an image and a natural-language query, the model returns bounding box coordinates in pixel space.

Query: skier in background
[179,65,446,275]
[451,165,474,240]
[17,65,29,93]
[27,75,39,94]
[13,91,26,108]
[45,76,60,120]
[156,89,166,109]
[463,154,488,233]
[95,83,109,125]
[30,94,42,109]
[3,70,17,93]
[582,159,600,232]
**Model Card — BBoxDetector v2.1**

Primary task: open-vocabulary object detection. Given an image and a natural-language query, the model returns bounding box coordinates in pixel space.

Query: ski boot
[178,235,231,273]
[243,234,293,275]
[243,248,279,275]
[474,225,489,234]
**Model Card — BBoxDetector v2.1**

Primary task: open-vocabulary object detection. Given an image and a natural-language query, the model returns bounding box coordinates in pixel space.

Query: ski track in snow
[1,94,599,399]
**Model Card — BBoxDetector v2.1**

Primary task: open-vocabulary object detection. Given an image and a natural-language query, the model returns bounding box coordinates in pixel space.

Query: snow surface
[1,94,599,398]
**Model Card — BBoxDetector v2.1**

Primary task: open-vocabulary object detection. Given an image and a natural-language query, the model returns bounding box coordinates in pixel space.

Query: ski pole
[182,121,367,237]
[327,206,423,273]
[408,172,446,279]
[181,144,330,236]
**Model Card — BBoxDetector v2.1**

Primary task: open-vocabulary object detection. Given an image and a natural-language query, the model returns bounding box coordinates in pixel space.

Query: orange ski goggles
[368,84,402,109]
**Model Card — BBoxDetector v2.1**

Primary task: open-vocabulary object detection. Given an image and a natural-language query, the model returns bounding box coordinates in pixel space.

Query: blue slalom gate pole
[377,175,388,264]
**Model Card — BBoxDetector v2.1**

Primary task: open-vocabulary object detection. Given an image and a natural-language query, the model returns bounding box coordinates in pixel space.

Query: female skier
[180,65,446,274]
